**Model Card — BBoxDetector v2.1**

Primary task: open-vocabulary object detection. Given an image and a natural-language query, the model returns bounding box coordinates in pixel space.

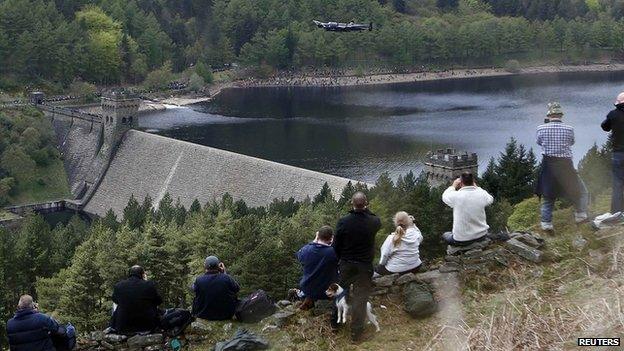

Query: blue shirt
[192,272,240,320]
[7,309,62,351]
[536,121,575,158]
[297,242,338,300]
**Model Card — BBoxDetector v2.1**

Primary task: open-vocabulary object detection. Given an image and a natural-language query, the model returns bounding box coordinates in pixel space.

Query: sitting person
[7,295,74,351]
[442,172,494,246]
[192,256,240,320]
[295,225,338,310]
[111,265,163,334]
[376,211,423,275]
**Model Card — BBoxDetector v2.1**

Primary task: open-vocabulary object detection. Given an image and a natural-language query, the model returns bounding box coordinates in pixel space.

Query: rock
[396,272,418,285]
[403,282,437,318]
[144,346,164,351]
[126,334,163,348]
[439,262,460,273]
[572,236,588,250]
[90,331,105,342]
[103,334,127,343]
[100,341,115,350]
[505,238,542,263]
[190,320,213,334]
[514,233,543,248]
[446,238,491,255]
[277,300,292,308]
[371,287,389,296]
[389,285,402,294]
[373,273,399,287]
[414,270,441,283]
[444,255,462,263]
[312,300,333,316]
[270,311,295,328]
[487,231,511,241]
[223,323,232,333]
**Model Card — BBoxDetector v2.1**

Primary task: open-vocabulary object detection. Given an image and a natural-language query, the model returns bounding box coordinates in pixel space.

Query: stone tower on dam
[101,90,140,152]
[424,148,478,187]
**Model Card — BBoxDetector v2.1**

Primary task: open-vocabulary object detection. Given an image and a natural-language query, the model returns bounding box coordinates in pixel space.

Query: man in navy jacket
[192,256,240,320]
[7,295,68,351]
[296,225,338,309]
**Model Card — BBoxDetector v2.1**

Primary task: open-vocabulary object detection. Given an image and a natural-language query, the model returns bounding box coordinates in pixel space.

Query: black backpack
[160,308,194,337]
[235,290,276,323]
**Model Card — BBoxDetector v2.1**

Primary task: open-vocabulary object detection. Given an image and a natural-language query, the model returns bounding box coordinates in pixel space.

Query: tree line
[2,0,624,91]
[4,136,601,344]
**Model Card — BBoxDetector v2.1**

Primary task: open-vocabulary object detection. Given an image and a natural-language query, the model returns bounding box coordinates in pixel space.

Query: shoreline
[155,63,624,107]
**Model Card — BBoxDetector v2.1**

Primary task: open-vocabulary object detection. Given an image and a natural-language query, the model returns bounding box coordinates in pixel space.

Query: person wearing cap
[111,265,163,334]
[601,93,624,215]
[191,256,240,320]
[6,295,72,351]
[535,102,589,232]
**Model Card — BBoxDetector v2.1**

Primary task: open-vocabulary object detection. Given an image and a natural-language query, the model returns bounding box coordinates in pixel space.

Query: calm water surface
[140,71,624,182]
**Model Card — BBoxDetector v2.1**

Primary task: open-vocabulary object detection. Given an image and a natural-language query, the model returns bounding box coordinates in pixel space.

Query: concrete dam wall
[83,130,360,217]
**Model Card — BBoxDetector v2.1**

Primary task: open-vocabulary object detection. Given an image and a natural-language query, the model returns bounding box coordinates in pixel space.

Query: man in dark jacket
[192,256,240,320]
[333,192,381,342]
[602,92,624,215]
[296,225,338,310]
[7,295,68,351]
[111,265,163,334]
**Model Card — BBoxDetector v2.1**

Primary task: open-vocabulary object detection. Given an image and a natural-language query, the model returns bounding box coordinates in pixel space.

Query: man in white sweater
[442,172,494,245]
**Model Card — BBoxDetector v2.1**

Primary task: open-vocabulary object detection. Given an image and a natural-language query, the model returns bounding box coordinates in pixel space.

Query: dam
[43,91,363,217]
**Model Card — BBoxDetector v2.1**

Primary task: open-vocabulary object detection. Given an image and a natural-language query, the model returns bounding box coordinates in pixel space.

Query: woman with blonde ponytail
[375,211,423,276]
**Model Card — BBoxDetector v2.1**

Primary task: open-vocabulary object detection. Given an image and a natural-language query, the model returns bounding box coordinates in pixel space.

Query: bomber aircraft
[313,20,373,32]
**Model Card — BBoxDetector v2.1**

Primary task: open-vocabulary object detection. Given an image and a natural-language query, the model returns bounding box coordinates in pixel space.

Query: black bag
[235,290,276,323]
[160,308,194,337]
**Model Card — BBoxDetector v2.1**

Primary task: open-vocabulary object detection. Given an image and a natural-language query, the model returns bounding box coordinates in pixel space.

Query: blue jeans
[612,152,624,213]
[541,179,589,223]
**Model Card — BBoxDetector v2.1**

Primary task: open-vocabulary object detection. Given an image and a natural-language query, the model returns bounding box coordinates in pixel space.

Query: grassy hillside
[190,206,624,351]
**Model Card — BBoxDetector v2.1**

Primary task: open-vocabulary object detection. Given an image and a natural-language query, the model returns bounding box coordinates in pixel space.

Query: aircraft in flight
[313,20,373,32]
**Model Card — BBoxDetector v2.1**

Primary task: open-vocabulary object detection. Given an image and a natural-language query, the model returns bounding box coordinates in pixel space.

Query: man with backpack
[7,295,76,351]
[333,192,381,342]
[192,256,240,320]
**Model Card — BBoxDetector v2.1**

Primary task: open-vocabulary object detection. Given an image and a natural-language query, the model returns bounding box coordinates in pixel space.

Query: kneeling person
[296,225,338,309]
[192,256,240,320]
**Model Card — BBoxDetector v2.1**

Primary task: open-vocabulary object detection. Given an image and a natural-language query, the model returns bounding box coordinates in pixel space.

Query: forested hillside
[2,0,624,90]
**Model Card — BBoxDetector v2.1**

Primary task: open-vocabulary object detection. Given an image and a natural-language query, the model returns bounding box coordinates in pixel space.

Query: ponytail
[393,225,405,247]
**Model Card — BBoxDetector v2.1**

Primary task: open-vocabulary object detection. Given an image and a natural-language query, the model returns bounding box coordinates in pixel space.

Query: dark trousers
[612,152,624,214]
[338,260,373,337]
[375,264,421,276]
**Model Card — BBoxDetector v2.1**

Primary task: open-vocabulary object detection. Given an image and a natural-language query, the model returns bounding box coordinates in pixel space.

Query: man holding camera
[191,256,240,321]
[442,172,494,245]
[535,102,589,232]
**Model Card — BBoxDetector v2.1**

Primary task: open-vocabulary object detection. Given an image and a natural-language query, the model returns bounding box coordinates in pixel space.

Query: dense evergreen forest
[0,137,612,342]
[2,0,624,91]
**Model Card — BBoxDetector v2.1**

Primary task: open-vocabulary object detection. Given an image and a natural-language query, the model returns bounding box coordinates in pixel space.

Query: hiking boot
[541,222,554,235]
[299,297,314,311]
[575,212,589,224]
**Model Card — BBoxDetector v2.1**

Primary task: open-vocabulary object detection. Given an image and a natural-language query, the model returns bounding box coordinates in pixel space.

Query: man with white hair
[6,295,70,351]
[602,92,624,215]
[535,102,589,232]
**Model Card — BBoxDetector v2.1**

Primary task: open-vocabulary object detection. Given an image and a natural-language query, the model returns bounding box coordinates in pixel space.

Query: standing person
[192,256,240,321]
[535,102,589,231]
[376,211,423,275]
[442,172,494,245]
[7,295,73,351]
[333,192,381,342]
[602,92,624,215]
[111,265,163,334]
[295,226,338,310]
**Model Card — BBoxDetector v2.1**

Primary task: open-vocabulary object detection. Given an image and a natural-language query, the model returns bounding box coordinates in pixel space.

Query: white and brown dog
[325,283,380,332]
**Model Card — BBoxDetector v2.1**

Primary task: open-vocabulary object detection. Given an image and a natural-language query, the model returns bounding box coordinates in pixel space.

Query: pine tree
[189,199,202,214]
[15,214,53,297]
[141,222,177,305]
[313,182,333,205]
[101,209,120,231]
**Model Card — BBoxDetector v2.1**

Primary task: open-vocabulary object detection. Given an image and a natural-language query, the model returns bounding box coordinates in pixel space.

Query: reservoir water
[140,71,624,182]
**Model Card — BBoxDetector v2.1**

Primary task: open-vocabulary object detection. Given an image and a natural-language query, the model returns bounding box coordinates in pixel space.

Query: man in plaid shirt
[535,102,589,232]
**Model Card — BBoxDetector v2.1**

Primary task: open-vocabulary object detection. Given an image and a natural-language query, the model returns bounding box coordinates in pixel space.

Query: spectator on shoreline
[333,192,381,342]
[376,211,423,275]
[602,93,624,216]
[111,265,163,334]
[7,295,75,351]
[295,225,338,310]
[442,172,494,245]
[192,256,240,321]
[535,102,589,231]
